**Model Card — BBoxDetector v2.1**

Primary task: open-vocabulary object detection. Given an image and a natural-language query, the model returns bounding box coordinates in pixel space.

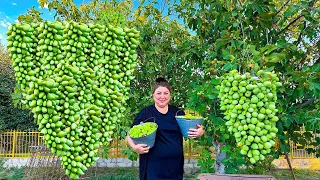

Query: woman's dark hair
[152,77,171,93]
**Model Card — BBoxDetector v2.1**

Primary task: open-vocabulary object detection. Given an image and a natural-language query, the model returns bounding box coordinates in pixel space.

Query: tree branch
[294,98,316,108]
[276,0,317,36]
[295,21,306,46]
[212,139,218,150]
[285,152,296,180]
[277,15,303,36]
[309,0,317,8]
[274,0,292,18]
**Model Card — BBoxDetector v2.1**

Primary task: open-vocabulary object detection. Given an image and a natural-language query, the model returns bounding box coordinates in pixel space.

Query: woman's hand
[133,144,150,154]
[188,124,205,138]
[126,136,150,154]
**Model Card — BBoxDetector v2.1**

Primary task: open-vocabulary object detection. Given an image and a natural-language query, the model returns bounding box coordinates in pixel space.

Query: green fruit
[254,136,261,143]
[129,122,157,138]
[264,142,272,149]
[7,21,141,178]
[250,158,256,164]
[257,114,265,120]
[218,69,280,164]
[251,143,258,150]
[251,96,258,103]
[182,114,203,119]
[248,136,255,143]
[261,136,268,142]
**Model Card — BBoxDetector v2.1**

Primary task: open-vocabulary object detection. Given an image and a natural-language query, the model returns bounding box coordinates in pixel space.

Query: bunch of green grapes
[6,21,139,179]
[182,114,203,119]
[217,70,282,164]
[129,122,157,138]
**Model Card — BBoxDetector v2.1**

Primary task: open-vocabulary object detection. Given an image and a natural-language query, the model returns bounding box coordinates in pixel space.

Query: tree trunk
[212,140,226,174]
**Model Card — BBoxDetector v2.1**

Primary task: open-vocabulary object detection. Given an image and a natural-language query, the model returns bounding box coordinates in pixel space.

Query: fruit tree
[7,0,320,175]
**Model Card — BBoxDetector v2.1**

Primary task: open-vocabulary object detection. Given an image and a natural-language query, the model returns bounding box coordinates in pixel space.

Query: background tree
[174,0,320,173]
[0,43,37,130]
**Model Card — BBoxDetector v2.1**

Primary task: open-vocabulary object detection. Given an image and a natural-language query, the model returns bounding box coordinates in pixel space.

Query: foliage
[121,148,138,162]
[237,155,276,175]
[18,6,44,23]
[23,0,133,26]
[124,0,204,127]
[82,0,133,27]
[197,149,215,173]
[218,145,246,174]
[175,0,320,173]
[0,44,37,131]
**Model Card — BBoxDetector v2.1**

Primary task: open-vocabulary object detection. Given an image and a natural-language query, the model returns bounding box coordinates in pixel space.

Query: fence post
[38,131,41,147]
[116,136,119,157]
[189,140,192,157]
[12,130,16,158]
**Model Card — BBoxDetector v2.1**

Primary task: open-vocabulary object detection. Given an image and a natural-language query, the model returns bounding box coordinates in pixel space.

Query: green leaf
[223,62,237,71]
[207,94,215,99]
[280,142,290,153]
[284,114,292,128]
[214,15,221,34]
[211,78,219,85]
[264,66,274,72]
[311,64,320,72]
[221,145,231,152]
[261,44,278,55]
[284,5,299,17]
[223,134,230,139]
[278,86,285,93]
[303,131,313,139]
[216,38,232,47]
[213,117,224,126]
[265,52,286,63]
[222,50,235,60]
[309,82,320,90]
[276,120,284,133]
[259,12,274,20]
[287,44,297,51]
[248,45,260,56]
[277,135,288,140]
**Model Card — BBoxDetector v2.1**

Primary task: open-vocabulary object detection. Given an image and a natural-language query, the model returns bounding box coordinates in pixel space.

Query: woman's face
[153,86,171,108]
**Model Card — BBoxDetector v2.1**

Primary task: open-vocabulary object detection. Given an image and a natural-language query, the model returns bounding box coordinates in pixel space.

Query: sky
[0,0,94,45]
[0,0,53,45]
[0,0,180,46]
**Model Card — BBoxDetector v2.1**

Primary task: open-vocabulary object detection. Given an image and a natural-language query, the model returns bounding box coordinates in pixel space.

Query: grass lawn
[272,169,320,180]
[0,166,24,180]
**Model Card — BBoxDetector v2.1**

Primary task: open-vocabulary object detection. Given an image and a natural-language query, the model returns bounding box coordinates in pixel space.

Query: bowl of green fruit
[176,114,203,137]
[129,122,158,148]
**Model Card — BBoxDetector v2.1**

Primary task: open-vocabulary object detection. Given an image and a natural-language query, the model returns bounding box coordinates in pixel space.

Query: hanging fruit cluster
[6,21,139,179]
[217,70,282,164]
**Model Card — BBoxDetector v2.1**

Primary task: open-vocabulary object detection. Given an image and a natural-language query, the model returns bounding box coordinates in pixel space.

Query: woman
[126,77,204,180]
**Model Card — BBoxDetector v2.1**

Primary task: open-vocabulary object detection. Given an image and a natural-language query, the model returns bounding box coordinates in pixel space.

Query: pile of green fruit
[180,114,203,119]
[217,70,282,164]
[6,21,139,179]
[129,122,157,138]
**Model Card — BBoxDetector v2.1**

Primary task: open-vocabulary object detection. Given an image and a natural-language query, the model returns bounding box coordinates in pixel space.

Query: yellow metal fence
[0,130,204,158]
[0,130,318,159]
[288,132,320,159]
